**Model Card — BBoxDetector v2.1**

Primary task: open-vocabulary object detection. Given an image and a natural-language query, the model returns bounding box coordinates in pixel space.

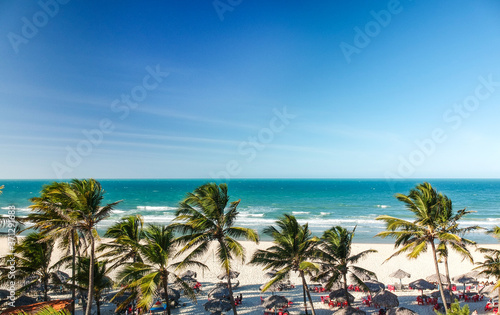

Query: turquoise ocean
[1,179,499,243]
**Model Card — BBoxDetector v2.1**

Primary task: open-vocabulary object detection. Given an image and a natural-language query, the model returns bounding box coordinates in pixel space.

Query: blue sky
[1,1,500,179]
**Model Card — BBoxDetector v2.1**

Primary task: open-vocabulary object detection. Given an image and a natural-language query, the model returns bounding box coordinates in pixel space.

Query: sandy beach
[2,238,499,315]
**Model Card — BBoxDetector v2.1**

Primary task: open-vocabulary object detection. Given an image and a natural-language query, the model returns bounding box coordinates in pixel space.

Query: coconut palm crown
[174,183,259,315]
[313,226,377,306]
[250,214,318,315]
[375,182,461,313]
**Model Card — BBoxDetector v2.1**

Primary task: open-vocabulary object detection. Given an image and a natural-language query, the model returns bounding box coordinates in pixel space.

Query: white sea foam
[320,212,330,216]
[136,206,176,211]
[376,205,390,208]
[112,209,125,214]
[292,211,310,215]
[244,206,280,213]
[239,212,265,218]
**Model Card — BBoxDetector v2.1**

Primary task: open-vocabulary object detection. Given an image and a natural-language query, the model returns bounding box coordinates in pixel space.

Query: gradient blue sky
[1,1,500,179]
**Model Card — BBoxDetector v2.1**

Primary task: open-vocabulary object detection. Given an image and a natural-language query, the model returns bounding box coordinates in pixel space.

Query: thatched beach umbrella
[260,282,283,294]
[426,273,447,284]
[431,289,456,303]
[408,279,435,297]
[204,299,232,313]
[262,295,288,309]
[372,290,399,308]
[452,273,478,295]
[387,307,418,315]
[332,306,366,315]
[363,280,385,292]
[181,270,197,278]
[409,279,434,290]
[217,270,240,280]
[51,270,70,283]
[208,287,230,300]
[329,289,355,303]
[160,287,181,301]
[480,285,499,298]
[389,269,411,287]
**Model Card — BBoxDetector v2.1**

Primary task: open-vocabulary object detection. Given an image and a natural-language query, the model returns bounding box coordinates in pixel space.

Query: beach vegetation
[19,305,71,315]
[375,182,464,314]
[47,179,121,315]
[435,194,479,289]
[174,182,259,315]
[434,299,470,315]
[488,226,500,240]
[28,181,87,315]
[116,224,200,315]
[475,226,500,306]
[250,214,318,315]
[97,214,145,270]
[0,231,54,301]
[71,257,113,315]
[313,226,377,306]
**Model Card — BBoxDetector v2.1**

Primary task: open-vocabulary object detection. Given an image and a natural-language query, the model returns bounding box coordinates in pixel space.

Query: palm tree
[475,225,500,303]
[117,224,200,315]
[250,214,318,315]
[375,182,458,314]
[73,257,114,315]
[0,232,54,301]
[56,179,121,315]
[28,181,86,315]
[97,214,145,270]
[313,226,377,306]
[435,194,479,290]
[174,183,259,315]
[474,248,500,303]
[488,226,500,240]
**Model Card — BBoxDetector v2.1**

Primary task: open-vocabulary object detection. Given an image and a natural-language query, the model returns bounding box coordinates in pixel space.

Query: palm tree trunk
[95,295,101,315]
[443,255,452,290]
[161,272,171,315]
[299,271,316,315]
[85,232,95,315]
[217,237,238,315]
[430,241,448,314]
[43,277,49,301]
[71,230,76,315]
[226,269,237,315]
[302,282,308,315]
[343,272,350,306]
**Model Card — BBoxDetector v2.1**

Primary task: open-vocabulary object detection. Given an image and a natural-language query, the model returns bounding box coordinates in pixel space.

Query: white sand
[2,238,499,315]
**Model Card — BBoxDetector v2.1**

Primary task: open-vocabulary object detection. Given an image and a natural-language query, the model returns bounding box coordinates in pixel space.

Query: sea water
[1,179,499,243]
